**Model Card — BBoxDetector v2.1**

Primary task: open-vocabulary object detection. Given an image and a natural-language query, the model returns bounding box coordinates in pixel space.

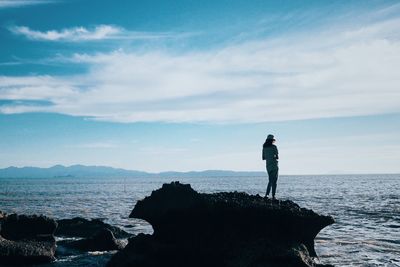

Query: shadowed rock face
[108,182,334,267]
[1,214,57,242]
[61,229,125,252]
[0,213,57,265]
[55,217,131,239]
[0,213,129,264]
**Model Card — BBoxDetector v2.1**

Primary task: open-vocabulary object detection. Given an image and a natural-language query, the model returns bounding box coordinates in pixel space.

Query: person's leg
[266,169,273,196]
[271,168,279,198]
[266,181,271,196]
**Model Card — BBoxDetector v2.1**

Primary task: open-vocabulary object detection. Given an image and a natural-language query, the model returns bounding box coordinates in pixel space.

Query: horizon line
[1,164,399,176]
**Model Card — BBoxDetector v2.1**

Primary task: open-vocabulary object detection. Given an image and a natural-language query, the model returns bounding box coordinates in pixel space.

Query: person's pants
[266,167,279,197]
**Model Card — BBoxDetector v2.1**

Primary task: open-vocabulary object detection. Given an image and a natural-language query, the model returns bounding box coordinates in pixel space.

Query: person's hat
[267,134,275,141]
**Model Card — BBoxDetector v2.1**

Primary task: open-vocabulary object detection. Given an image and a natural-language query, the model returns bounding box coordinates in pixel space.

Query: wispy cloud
[140,146,188,155]
[0,0,54,8]
[1,7,400,123]
[10,25,122,41]
[9,25,184,42]
[280,133,400,174]
[67,142,119,149]
[0,61,22,66]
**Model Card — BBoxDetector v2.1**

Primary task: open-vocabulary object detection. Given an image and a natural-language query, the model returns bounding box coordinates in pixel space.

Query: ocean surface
[0,174,399,266]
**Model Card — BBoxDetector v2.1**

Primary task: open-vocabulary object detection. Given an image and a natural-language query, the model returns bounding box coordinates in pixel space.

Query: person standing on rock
[262,134,279,199]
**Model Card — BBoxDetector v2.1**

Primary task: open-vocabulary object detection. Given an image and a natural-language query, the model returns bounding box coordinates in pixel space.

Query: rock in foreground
[56,217,131,239]
[61,229,125,252]
[108,182,334,267]
[0,213,57,265]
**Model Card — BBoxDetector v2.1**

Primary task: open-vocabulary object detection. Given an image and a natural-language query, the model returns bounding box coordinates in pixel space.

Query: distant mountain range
[0,165,265,178]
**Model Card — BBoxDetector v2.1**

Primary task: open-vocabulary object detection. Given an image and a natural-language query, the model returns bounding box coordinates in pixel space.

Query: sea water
[0,174,399,266]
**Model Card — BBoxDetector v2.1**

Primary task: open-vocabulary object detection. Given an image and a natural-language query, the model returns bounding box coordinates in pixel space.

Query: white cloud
[1,12,400,123]
[9,25,184,42]
[67,142,119,149]
[0,0,53,8]
[9,25,122,41]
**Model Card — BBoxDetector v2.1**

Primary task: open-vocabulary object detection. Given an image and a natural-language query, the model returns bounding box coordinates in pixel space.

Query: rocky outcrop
[55,217,131,239]
[61,229,125,252]
[1,214,57,242]
[0,213,57,265]
[0,211,5,232]
[108,182,334,267]
[0,212,129,264]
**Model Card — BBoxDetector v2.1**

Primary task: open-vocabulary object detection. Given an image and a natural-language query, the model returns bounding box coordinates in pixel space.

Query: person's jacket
[262,144,279,169]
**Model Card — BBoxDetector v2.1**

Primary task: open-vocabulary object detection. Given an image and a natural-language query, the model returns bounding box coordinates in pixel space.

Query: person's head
[263,134,276,147]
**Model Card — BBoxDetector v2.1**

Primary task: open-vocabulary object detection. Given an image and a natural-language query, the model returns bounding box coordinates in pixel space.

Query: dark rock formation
[61,229,125,252]
[0,211,5,232]
[1,214,57,242]
[108,182,334,267]
[0,214,57,265]
[55,217,131,239]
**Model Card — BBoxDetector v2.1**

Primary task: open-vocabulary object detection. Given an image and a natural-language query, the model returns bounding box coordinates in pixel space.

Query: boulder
[1,214,57,242]
[0,211,5,232]
[108,181,334,267]
[0,236,56,265]
[0,214,57,264]
[55,217,131,239]
[62,229,125,252]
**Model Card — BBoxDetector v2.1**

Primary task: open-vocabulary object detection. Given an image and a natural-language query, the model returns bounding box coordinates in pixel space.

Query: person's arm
[262,147,265,160]
[274,145,279,160]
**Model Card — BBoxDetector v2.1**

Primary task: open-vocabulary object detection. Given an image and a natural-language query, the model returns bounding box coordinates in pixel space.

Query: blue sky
[0,0,399,174]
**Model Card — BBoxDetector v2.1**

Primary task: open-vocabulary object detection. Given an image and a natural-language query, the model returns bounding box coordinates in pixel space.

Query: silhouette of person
[262,134,279,199]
